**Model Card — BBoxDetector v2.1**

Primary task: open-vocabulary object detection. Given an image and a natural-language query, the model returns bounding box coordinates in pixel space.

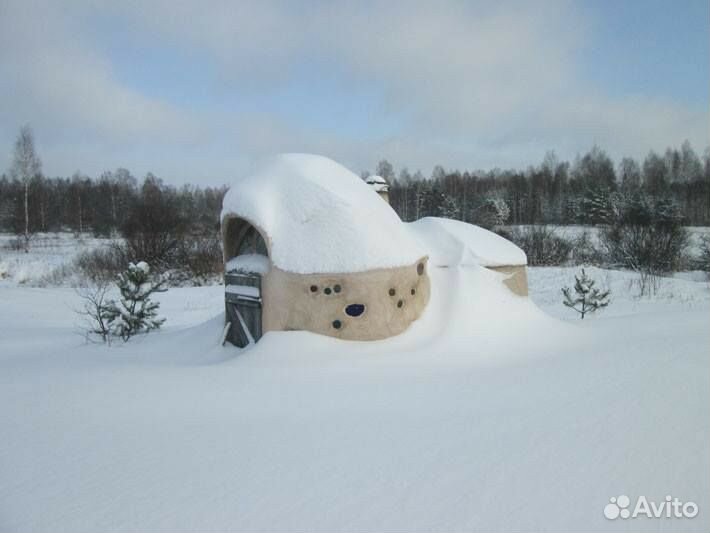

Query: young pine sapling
[562,268,611,319]
[103,261,168,341]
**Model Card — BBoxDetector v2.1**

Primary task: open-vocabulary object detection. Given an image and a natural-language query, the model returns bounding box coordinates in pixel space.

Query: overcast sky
[1,0,708,184]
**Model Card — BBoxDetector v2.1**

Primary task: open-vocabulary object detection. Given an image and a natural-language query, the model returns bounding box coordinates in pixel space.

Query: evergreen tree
[104,262,167,341]
[562,269,611,319]
[416,181,459,219]
[579,188,613,225]
[439,193,460,219]
[472,196,510,229]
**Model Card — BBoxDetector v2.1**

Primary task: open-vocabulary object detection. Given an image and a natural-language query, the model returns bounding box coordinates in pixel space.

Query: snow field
[1,262,708,531]
[0,232,109,286]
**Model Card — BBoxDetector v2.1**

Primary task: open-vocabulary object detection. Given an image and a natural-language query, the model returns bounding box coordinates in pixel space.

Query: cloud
[112,0,708,162]
[0,1,200,145]
[0,0,707,182]
[111,0,583,130]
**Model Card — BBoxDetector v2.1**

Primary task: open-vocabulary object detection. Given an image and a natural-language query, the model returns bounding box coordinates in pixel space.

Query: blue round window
[345,304,366,317]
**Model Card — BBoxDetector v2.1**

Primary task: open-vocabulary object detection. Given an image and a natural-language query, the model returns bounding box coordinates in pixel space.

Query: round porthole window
[389,288,396,296]
[334,284,342,293]
[310,285,318,293]
[345,304,365,317]
[332,319,342,329]
[324,287,332,295]
[397,299,403,308]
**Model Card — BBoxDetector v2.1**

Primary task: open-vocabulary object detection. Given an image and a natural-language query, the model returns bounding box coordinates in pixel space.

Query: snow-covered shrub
[75,282,112,344]
[38,263,77,287]
[601,194,688,294]
[74,243,128,283]
[508,226,572,266]
[570,230,604,266]
[173,234,224,285]
[562,268,611,319]
[2,236,24,251]
[74,234,223,287]
[697,235,710,276]
[104,261,167,341]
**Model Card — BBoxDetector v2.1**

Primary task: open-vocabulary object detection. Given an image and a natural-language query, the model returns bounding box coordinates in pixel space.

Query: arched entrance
[222,217,269,347]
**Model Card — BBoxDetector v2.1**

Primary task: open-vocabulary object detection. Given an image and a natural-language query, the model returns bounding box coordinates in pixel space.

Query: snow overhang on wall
[221,154,425,274]
[407,217,527,268]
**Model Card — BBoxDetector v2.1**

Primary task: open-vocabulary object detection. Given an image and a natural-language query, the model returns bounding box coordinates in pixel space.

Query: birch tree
[10,125,42,252]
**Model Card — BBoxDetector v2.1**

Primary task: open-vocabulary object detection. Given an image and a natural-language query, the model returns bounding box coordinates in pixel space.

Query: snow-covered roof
[365,175,389,192]
[407,217,527,267]
[221,154,425,274]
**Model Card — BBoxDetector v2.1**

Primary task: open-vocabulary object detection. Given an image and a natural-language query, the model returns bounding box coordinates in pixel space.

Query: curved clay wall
[487,265,528,296]
[261,257,430,341]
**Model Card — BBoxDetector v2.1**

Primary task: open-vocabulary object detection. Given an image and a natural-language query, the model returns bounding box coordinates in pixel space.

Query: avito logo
[604,495,698,520]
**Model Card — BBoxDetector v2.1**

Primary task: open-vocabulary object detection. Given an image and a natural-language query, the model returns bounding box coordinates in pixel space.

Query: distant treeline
[2,141,709,239]
[368,142,710,226]
[0,169,227,236]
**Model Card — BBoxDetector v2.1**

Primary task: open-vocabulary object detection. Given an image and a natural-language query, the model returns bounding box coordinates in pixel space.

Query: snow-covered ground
[1,260,708,531]
[0,232,111,286]
[528,265,710,319]
[506,225,710,260]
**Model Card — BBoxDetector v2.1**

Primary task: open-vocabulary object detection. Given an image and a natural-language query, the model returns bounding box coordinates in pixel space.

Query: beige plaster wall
[261,257,430,341]
[487,265,528,296]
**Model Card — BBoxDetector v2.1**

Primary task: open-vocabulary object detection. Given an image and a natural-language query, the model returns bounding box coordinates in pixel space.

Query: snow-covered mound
[221,154,424,274]
[408,217,526,268]
[1,266,709,531]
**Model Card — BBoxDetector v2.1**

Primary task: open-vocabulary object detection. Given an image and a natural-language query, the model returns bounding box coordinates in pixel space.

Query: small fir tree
[562,268,610,319]
[104,261,167,340]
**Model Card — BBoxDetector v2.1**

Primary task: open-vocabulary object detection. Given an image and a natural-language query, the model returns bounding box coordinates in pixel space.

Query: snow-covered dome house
[221,154,431,346]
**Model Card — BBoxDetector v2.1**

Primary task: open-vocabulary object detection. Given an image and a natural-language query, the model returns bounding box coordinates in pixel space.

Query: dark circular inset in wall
[332,319,342,329]
[397,299,403,308]
[324,287,332,295]
[345,304,365,317]
[417,263,424,275]
[310,285,318,293]
[334,284,341,293]
[389,288,396,296]
[411,288,416,295]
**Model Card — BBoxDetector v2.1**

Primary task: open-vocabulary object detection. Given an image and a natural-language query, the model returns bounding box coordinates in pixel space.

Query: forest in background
[2,127,709,288]
[2,139,709,237]
[375,142,710,227]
